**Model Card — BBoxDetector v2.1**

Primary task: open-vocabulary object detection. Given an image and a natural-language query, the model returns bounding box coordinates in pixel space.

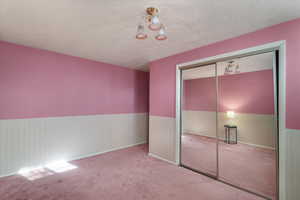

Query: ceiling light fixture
[136,7,167,41]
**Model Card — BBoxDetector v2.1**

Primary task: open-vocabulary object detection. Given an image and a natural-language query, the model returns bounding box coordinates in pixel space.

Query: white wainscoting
[149,115,176,162]
[285,129,300,200]
[0,113,148,177]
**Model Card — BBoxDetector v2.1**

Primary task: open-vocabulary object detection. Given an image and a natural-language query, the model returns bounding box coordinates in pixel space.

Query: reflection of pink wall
[184,77,216,111]
[184,70,274,115]
[0,41,149,119]
[149,18,300,130]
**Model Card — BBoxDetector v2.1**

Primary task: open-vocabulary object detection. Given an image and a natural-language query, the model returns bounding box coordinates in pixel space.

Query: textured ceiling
[0,0,300,71]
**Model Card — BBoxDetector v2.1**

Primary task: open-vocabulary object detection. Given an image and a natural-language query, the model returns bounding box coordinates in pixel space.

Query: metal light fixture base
[146,7,159,16]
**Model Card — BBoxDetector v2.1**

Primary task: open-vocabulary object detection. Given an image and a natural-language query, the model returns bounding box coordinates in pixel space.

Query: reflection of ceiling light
[136,7,167,41]
[224,60,240,75]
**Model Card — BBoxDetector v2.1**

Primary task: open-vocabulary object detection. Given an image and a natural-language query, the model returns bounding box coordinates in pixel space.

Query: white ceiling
[0,0,300,71]
[182,52,273,80]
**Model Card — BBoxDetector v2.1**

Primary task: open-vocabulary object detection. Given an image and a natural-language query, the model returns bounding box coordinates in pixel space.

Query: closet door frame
[175,40,286,200]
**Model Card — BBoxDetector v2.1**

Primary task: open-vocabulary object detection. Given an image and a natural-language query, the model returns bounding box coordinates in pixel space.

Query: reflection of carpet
[0,144,264,200]
[181,133,276,200]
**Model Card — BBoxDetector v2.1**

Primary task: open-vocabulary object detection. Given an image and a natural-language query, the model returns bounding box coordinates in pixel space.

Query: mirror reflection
[218,53,276,199]
[181,64,217,176]
[180,52,277,200]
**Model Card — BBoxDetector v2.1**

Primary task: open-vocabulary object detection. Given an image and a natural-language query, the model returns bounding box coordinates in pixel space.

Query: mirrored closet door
[180,51,278,200]
[217,52,277,200]
[181,64,218,177]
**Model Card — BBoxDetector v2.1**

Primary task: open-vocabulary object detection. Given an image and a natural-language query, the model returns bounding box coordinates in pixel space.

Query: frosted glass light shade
[136,24,147,39]
[148,16,161,31]
[155,26,167,40]
[136,33,147,39]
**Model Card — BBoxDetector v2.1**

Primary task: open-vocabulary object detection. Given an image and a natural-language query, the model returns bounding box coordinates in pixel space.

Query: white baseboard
[238,141,275,150]
[71,141,147,162]
[0,172,16,179]
[148,153,178,165]
[0,141,147,179]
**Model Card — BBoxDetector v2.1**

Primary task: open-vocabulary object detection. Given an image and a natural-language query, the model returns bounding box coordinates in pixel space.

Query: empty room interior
[0,1,300,200]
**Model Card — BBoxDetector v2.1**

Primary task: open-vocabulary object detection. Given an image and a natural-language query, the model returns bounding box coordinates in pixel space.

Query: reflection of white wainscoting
[182,132,275,150]
[182,111,217,138]
[0,113,148,177]
[182,110,275,149]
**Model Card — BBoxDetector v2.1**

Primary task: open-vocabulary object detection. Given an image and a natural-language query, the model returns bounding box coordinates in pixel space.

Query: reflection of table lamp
[226,111,235,126]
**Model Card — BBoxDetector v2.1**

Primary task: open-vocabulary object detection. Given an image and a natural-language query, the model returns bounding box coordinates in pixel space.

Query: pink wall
[149,18,300,130]
[184,70,274,115]
[0,41,149,119]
